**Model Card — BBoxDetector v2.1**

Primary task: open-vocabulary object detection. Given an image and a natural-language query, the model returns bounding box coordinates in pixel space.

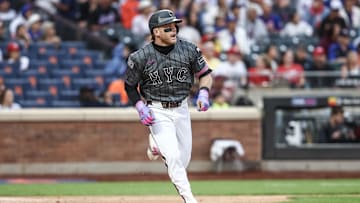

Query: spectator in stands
[5,41,29,72]
[339,0,360,29]
[105,36,136,79]
[281,11,313,37]
[0,20,8,42]
[77,0,98,29]
[34,0,59,15]
[9,3,33,37]
[99,90,114,106]
[212,46,247,92]
[328,28,356,63]
[40,21,61,47]
[319,106,356,143]
[213,13,227,32]
[276,49,305,88]
[340,50,360,78]
[27,13,43,42]
[0,88,21,110]
[302,0,329,31]
[260,0,283,34]
[307,46,335,88]
[120,0,139,30]
[294,45,312,70]
[107,79,129,106]
[0,0,16,22]
[14,23,31,49]
[200,38,221,71]
[264,44,279,71]
[212,92,230,109]
[78,86,110,107]
[217,15,249,55]
[183,1,203,34]
[318,0,347,52]
[244,3,268,47]
[131,0,153,39]
[178,12,201,45]
[272,0,295,23]
[88,0,120,33]
[54,0,78,21]
[248,55,273,87]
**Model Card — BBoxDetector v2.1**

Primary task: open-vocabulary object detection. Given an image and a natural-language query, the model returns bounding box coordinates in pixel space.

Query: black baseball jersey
[125,39,209,102]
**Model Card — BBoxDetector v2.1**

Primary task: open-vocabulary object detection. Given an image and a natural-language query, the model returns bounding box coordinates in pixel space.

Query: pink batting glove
[196,89,209,111]
[136,100,154,126]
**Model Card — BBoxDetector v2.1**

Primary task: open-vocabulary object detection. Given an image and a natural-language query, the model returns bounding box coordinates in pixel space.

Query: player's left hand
[196,89,209,111]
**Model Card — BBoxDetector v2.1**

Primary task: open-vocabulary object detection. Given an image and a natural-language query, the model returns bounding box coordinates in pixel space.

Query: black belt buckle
[146,101,181,108]
[161,101,181,108]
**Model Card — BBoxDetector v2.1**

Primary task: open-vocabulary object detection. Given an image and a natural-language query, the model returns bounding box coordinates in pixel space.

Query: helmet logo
[158,16,168,23]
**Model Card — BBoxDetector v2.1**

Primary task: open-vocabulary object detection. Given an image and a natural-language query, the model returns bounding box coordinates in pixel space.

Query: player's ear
[153,28,161,37]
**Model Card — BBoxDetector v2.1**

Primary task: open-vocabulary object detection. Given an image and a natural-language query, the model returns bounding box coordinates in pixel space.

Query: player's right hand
[136,100,154,126]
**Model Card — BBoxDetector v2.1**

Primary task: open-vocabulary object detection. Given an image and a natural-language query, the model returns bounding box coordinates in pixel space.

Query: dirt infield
[0,195,289,203]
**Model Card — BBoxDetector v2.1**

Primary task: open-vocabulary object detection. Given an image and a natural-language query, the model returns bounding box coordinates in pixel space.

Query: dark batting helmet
[148,9,182,33]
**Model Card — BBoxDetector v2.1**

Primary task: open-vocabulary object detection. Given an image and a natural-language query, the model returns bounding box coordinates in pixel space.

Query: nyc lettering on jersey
[148,66,189,85]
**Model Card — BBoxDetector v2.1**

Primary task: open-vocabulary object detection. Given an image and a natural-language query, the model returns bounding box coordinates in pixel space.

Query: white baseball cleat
[147,134,160,161]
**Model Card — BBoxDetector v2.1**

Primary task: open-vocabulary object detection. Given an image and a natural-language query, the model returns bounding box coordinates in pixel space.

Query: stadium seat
[37,78,62,92]
[60,41,86,59]
[0,62,20,77]
[19,68,49,79]
[19,99,50,108]
[72,78,104,90]
[61,60,90,72]
[30,60,59,70]
[24,90,58,102]
[51,100,80,108]
[28,42,57,58]
[4,78,28,89]
[74,50,102,65]
[59,90,79,101]
[51,68,83,79]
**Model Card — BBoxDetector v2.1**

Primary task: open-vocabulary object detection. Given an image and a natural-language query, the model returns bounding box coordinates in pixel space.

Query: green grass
[0,179,360,202]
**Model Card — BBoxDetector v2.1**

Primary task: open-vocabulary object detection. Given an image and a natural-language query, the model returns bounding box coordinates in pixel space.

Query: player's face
[154,23,177,46]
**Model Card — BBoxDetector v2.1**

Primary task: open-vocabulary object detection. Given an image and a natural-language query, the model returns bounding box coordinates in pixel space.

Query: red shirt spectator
[248,55,273,87]
[276,50,305,88]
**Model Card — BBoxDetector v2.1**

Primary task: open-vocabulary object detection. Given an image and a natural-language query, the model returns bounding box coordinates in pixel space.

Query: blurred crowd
[1,0,360,109]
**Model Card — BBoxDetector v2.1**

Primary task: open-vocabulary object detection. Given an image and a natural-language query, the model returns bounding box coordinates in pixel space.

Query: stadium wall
[0,108,261,175]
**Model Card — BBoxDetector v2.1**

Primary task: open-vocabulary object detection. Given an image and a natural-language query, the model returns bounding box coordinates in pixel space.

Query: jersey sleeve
[191,45,211,78]
[125,53,142,86]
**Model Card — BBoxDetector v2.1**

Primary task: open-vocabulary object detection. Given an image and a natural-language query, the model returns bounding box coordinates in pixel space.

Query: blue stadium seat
[59,90,79,101]
[19,68,49,79]
[72,78,104,90]
[0,62,20,77]
[19,99,50,108]
[84,69,109,78]
[37,78,62,92]
[4,78,28,89]
[60,60,90,72]
[24,90,58,102]
[51,68,83,79]
[28,42,57,58]
[52,100,80,108]
[30,60,59,70]
[94,60,107,69]
[74,50,102,66]
[60,41,86,59]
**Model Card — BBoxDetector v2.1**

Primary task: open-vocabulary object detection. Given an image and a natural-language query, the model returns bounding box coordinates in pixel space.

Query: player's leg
[175,101,192,168]
[149,106,197,203]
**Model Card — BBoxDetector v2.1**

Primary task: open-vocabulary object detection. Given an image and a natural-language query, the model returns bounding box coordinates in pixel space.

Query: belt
[146,101,182,108]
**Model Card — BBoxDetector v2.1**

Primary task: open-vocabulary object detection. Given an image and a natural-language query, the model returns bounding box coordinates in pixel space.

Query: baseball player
[124,9,213,203]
